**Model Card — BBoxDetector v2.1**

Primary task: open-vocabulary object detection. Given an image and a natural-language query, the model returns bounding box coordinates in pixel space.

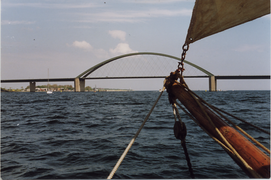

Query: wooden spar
[165,77,270,178]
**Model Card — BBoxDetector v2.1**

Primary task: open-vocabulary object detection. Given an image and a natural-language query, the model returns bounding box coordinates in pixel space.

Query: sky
[1,0,270,91]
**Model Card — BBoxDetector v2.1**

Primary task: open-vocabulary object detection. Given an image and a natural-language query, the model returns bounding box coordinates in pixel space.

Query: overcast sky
[1,0,270,90]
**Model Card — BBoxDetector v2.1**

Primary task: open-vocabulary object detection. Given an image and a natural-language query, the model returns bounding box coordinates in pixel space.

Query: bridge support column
[209,76,217,92]
[74,78,85,92]
[30,81,36,92]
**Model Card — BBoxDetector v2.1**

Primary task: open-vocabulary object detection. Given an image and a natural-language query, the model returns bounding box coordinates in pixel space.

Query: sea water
[1,91,270,179]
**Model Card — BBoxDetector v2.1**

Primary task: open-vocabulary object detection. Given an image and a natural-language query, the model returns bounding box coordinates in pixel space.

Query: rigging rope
[188,88,262,178]
[188,89,270,135]
[187,90,270,154]
[107,86,166,179]
[165,69,267,178]
[175,101,234,154]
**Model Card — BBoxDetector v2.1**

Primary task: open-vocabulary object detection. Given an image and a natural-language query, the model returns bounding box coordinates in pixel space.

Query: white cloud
[148,9,192,17]
[110,43,137,55]
[70,41,137,58]
[1,20,36,25]
[69,41,137,58]
[125,0,194,4]
[3,2,98,9]
[76,8,192,23]
[69,40,109,59]
[108,30,126,41]
[234,44,265,52]
[72,41,93,51]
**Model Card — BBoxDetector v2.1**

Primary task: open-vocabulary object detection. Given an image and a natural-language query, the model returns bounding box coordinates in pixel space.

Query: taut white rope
[107,87,166,179]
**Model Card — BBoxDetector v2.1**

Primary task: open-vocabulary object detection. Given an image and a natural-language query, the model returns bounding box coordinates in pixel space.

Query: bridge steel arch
[74,52,216,92]
[76,52,214,78]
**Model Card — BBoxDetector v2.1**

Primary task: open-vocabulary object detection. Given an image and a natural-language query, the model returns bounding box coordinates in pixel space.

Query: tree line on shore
[1,84,93,92]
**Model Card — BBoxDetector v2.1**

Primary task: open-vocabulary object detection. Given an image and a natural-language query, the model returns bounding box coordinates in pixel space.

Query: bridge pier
[74,78,85,92]
[209,76,217,92]
[30,81,36,92]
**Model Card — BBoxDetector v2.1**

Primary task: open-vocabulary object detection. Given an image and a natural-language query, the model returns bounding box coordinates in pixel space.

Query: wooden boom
[165,75,270,178]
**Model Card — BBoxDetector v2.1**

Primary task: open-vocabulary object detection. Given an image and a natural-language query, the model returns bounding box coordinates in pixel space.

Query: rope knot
[165,70,183,104]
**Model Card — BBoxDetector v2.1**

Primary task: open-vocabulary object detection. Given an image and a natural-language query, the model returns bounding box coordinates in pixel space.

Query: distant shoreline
[1,88,133,93]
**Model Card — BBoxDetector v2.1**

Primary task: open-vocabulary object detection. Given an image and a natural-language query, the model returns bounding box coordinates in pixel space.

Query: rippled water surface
[1,91,270,179]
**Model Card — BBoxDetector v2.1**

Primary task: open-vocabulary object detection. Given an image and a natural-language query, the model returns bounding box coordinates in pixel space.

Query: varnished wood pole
[169,81,270,178]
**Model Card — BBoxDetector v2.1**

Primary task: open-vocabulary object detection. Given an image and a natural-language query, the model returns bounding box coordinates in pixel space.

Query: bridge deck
[1,78,75,83]
[215,75,270,80]
[1,75,270,83]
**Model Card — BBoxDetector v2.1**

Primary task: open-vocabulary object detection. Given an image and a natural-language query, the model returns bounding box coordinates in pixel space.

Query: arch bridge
[2,52,268,92]
[73,52,215,92]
